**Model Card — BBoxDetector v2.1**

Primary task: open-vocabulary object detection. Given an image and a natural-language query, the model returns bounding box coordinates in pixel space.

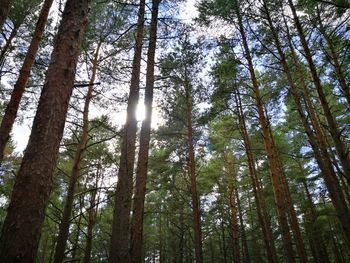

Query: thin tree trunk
[235,189,250,263]
[53,41,100,263]
[83,165,101,263]
[300,175,329,263]
[184,69,203,263]
[233,2,295,261]
[224,151,241,263]
[281,7,350,244]
[315,5,350,110]
[0,24,18,64]
[109,1,145,262]
[234,89,278,263]
[247,193,263,263]
[0,0,88,261]
[287,0,350,184]
[0,0,53,164]
[0,0,14,31]
[130,1,160,262]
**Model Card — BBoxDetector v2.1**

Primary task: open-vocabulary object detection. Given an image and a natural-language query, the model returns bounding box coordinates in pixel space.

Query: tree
[0,0,88,261]
[0,0,54,165]
[109,0,146,261]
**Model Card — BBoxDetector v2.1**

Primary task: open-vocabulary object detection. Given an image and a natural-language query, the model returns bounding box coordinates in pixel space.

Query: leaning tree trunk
[109,1,145,262]
[234,89,279,263]
[53,41,100,263]
[0,0,14,30]
[233,2,295,262]
[0,0,88,261]
[0,0,54,165]
[130,1,160,263]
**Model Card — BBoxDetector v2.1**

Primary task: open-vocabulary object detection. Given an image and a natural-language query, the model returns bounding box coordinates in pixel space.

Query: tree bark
[130,1,160,262]
[233,2,295,262]
[0,0,14,31]
[53,41,100,263]
[184,70,203,263]
[109,1,145,262]
[0,0,54,164]
[234,89,278,263]
[0,0,88,261]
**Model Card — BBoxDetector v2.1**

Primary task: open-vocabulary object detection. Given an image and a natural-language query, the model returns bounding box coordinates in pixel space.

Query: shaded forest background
[0,0,350,262]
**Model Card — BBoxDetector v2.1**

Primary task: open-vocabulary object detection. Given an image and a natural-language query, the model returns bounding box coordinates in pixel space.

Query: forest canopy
[0,0,349,262]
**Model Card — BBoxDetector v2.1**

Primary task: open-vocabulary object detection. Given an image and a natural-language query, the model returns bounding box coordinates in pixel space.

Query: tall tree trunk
[130,1,160,262]
[83,163,102,263]
[235,188,250,263]
[287,0,350,184]
[315,5,350,110]
[109,1,145,262]
[0,0,14,31]
[234,89,278,263]
[247,193,264,263]
[184,70,203,263]
[224,151,241,263]
[53,41,100,263]
[281,7,350,244]
[300,175,329,263]
[0,0,88,261]
[233,2,295,261]
[0,0,53,164]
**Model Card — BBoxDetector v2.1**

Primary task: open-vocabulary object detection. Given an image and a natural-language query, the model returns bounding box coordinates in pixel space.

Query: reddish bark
[0,0,54,164]
[234,3,295,261]
[0,0,88,261]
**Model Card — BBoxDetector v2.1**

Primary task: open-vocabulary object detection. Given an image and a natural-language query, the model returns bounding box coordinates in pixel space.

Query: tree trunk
[315,5,350,110]
[184,71,203,263]
[83,164,102,263]
[301,176,329,263]
[224,151,241,263]
[0,0,53,164]
[288,0,350,184]
[130,1,160,262]
[234,89,278,263]
[235,188,250,263]
[53,41,100,263]
[281,7,350,244]
[233,3,295,262]
[109,1,145,262]
[0,0,14,31]
[0,0,88,261]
